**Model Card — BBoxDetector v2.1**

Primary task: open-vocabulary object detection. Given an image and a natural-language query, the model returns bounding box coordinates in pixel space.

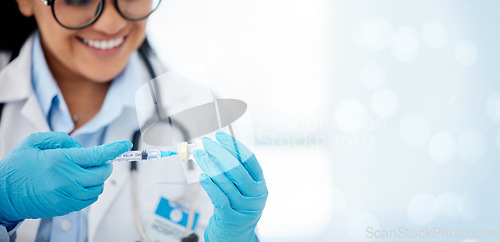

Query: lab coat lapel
[20,93,51,132]
[0,34,51,157]
[88,108,138,242]
[0,36,33,103]
[0,94,50,158]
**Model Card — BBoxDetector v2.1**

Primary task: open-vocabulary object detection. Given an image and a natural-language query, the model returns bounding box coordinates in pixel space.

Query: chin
[84,70,122,83]
[80,63,128,83]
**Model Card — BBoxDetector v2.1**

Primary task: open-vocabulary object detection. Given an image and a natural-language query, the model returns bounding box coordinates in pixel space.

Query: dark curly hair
[0,1,37,57]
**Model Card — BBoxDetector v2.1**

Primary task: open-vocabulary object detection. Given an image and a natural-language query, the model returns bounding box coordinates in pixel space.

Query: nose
[92,0,127,35]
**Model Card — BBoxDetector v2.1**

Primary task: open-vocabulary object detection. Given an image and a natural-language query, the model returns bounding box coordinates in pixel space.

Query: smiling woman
[17,0,148,82]
[10,0,155,131]
[0,0,269,241]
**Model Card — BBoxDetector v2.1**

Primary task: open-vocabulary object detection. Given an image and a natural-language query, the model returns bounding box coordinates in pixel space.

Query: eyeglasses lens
[117,0,161,20]
[53,0,160,29]
[53,0,103,29]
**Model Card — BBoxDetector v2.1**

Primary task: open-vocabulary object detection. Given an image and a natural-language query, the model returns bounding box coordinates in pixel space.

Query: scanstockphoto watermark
[254,115,387,148]
[255,115,387,133]
[256,131,375,148]
[366,226,500,240]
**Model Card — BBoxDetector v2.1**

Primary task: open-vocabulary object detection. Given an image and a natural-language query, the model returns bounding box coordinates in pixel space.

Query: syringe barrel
[112,150,159,162]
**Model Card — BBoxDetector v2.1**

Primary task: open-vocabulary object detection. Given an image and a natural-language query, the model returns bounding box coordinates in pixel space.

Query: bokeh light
[457,128,485,163]
[391,27,420,62]
[454,39,479,67]
[428,132,456,164]
[407,193,437,226]
[458,192,478,221]
[422,21,448,49]
[370,89,398,118]
[361,18,394,51]
[399,112,431,147]
[334,99,367,133]
[434,192,460,220]
[486,92,500,122]
[359,62,387,90]
[347,213,380,241]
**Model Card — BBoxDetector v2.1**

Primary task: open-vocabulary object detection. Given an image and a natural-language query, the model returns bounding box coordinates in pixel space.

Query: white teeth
[82,37,124,50]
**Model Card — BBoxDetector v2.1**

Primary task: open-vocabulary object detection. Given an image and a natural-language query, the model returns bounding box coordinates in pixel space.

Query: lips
[80,36,125,50]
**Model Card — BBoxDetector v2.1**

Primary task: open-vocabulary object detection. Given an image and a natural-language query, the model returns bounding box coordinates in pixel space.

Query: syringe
[111,142,199,163]
[112,150,178,162]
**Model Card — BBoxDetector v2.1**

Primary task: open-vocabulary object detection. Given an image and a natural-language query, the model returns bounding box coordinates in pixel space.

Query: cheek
[35,5,76,58]
[128,21,148,51]
[37,22,83,80]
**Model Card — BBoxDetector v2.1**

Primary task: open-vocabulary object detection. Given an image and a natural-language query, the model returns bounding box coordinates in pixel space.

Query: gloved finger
[201,138,264,197]
[194,149,223,176]
[215,131,264,182]
[54,196,99,214]
[60,141,132,168]
[195,150,249,210]
[63,182,104,201]
[75,162,113,187]
[23,132,82,149]
[199,173,232,211]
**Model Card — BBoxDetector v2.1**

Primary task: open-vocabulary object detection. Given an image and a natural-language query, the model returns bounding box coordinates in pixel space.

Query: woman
[0,0,268,241]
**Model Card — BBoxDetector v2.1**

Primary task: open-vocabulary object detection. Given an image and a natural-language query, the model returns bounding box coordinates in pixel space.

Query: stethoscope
[130,48,199,242]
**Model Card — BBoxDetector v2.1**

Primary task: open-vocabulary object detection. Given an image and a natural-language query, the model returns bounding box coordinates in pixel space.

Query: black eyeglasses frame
[41,0,161,30]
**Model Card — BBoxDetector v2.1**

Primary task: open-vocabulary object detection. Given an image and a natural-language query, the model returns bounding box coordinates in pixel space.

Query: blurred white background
[147,0,500,241]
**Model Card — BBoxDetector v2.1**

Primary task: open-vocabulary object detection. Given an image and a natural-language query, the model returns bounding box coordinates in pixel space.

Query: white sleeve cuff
[0,221,23,242]
[0,225,10,242]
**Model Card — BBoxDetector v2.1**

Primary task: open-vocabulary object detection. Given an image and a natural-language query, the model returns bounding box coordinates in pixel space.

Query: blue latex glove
[194,131,268,242]
[0,132,132,224]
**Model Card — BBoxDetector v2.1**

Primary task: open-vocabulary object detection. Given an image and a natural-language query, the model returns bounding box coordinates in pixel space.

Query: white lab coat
[0,35,214,242]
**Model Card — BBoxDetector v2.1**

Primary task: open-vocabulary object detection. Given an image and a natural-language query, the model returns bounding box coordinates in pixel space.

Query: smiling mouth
[79,36,126,50]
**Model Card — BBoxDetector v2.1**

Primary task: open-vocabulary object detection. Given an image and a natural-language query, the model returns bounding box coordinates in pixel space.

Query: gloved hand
[0,132,132,224]
[194,131,268,242]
